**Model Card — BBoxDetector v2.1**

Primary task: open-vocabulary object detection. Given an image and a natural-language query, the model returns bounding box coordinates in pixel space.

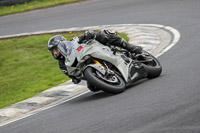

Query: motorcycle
[58,38,162,94]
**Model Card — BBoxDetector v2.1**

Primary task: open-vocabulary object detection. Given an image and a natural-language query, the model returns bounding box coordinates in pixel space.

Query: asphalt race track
[0,0,200,133]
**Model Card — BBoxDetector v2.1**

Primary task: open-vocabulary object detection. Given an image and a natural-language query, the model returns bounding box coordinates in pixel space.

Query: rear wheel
[140,51,162,79]
[84,67,125,94]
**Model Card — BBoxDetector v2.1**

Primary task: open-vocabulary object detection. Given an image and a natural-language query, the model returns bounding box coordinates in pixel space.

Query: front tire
[84,67,125,94]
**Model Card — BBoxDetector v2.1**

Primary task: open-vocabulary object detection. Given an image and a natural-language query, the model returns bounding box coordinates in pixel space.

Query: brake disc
[96,71,118,83]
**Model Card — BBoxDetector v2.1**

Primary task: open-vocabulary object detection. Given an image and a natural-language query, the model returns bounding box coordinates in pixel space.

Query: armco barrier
[0,0,33,6]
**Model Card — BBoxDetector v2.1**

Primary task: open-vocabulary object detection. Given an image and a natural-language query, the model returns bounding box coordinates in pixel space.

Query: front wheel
[84,67,125,94]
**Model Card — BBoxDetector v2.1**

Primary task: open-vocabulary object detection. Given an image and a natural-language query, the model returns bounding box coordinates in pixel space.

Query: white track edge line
[156,26,181,57]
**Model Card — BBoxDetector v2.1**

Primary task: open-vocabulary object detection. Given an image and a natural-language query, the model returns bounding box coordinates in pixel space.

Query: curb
[0,24,180,126]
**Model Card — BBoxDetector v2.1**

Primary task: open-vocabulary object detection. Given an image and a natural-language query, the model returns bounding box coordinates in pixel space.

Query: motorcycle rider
[47,30,143,91]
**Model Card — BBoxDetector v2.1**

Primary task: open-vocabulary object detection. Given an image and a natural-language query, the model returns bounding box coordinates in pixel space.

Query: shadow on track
[68,75,163,105]
[71,91,114,104]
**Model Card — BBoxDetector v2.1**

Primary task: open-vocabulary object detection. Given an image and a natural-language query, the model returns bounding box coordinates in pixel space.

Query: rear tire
[84,67,125,94]
[142,51,162,79]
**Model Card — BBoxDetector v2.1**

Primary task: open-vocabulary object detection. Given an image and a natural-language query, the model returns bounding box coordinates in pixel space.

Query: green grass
[0,31,129,109]
[0,0,84,16]
[0,31,84,108]
[118,32,129,42]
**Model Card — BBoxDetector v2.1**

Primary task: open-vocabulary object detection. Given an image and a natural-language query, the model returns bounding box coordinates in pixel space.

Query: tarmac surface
[0,0,200,133]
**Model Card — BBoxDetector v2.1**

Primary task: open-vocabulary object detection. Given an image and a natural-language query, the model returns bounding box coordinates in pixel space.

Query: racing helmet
[47,35,66,60]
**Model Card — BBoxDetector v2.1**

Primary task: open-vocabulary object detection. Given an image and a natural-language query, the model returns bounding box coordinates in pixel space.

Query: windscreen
[58,41,73,57]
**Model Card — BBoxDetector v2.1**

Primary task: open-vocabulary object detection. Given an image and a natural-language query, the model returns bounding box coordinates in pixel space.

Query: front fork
[90,57,115,77]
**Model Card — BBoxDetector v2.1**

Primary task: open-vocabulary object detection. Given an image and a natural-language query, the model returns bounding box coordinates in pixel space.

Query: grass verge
[0,0,85,16]
[0,31,129,109]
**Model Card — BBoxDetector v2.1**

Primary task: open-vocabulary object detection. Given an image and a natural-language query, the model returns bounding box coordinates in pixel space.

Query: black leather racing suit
[78,30,142,54]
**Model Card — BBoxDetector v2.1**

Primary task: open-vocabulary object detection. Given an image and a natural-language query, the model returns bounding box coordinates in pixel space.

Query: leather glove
[69,76,81,84]
[78,30,95,43]
[72,78,81,84]
[85,30,95,40]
